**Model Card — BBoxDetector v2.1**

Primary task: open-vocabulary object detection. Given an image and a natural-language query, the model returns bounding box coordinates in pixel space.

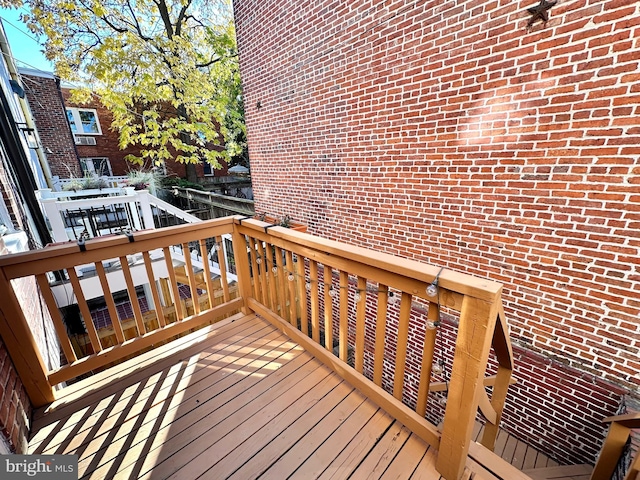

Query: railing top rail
[38,187,130,199]
[144,192,203,223]
[0,217,236,279]
[236,218,503,303]
[175,187,256,206]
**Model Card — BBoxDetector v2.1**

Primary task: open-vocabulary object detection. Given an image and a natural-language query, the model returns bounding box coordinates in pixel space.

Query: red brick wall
[234,0,640,465]
[0,338,31,454]
[22,73,80,179]
[61,89,147,177]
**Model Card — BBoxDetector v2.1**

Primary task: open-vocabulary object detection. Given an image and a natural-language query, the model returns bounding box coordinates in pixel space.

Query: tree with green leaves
[6,0,246,181]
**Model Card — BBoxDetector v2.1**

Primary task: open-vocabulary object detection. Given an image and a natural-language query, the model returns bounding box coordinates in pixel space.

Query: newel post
[231,219,254,314]
[0,271,55,407]
[436,295,500,480]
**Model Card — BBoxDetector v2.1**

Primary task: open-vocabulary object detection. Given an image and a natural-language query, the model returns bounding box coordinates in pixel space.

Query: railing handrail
[237,218,502,302]
[176,187,256,206]
[38,187,130,199]
[0,217,235,276]
[233,217,513,480]
[143,191,203,223]
[52,175,129,191]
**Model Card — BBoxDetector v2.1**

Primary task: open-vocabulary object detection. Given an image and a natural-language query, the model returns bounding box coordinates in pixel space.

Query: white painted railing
[52,175,129,191]
[37,189,201,243]
[145,192,202,224]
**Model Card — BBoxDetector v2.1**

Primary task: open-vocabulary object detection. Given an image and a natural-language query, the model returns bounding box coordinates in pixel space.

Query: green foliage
[17,0,246,169]
[125,169,161,190]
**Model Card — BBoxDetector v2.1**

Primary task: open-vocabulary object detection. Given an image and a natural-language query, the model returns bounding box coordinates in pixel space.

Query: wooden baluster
[214,235,230,302]
[324,266,335,353]
[265,243,278,312]
[354,276,367,373]
[247,237,261,301]
[35,274,78,362]
[275,246,288,321]
[309,260,320,343]
[198,239,215,310]
[373,285,389,386]
[230,228,253,315]
[93,262,125,343]
[393,292,412,400]
[119,256,146,335]
[143,251,166,328]
[182,243,201,316]
[163,246,186,321]
[286,250,297,328]
[295,255,309,336]
[417,301,439,417]
[66,267,103,352]
[338,270,348,361]
[257,241,269,306]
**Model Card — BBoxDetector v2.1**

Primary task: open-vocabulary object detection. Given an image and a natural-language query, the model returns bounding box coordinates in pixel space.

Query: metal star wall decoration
[527,0,557,27]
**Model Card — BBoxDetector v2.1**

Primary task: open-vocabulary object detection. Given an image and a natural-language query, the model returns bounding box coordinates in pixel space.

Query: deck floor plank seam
[157,365,338,480]
[225,385,361,480]
[34,313,263,424]
[79,349,315,479]
[212,379,355,479]
[31,323,289,453]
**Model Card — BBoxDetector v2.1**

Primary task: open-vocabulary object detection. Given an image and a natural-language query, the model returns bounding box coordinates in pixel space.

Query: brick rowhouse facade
[20,71,79,179]
[233,0,640,465]
[22,69,227,180]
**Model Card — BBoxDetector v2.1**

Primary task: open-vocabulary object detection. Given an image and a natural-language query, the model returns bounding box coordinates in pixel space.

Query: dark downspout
[0,84,53,246]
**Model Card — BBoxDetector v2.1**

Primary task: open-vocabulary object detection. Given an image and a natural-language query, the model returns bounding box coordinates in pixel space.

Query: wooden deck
[26,313,537,480]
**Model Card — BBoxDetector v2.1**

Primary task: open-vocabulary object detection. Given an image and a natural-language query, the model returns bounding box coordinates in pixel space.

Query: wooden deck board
[29,313,535,480]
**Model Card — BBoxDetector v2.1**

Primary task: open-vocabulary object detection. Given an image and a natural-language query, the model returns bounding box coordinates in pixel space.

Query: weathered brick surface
[0,338,31,454]
[234,0,640,464]
[21,73,79,179]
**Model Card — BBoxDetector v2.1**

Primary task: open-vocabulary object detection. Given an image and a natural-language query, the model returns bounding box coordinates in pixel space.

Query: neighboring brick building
[234,0,640,465]
[21,68,228,181]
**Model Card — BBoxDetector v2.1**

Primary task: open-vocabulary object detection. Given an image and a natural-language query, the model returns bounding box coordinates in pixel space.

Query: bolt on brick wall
[234,0,640,464]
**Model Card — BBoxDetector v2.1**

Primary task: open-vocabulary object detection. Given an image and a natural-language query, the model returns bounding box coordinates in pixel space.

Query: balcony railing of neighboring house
[0,216,515,480]
[52,175,129,191]
[170,187,255,218]
[37,188,205,243]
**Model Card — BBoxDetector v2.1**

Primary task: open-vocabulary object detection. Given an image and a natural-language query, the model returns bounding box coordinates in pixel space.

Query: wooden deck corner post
[591,413,640,480]
[436,295,500,480]
[232,219,254,314]
[0,272,55,407]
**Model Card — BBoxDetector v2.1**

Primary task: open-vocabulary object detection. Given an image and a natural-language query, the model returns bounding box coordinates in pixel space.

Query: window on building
[202,159,214,176]
[66,108,102,134]
[81,158,112,176]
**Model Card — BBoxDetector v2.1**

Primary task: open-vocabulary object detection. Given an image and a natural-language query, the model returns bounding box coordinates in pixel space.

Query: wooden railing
[0,216,514,480]
[0,217,239,403]
[234,218,514,480]
[591,412,640,480]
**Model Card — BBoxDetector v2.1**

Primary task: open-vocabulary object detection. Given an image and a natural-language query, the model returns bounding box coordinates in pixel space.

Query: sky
[0,7,54,74]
